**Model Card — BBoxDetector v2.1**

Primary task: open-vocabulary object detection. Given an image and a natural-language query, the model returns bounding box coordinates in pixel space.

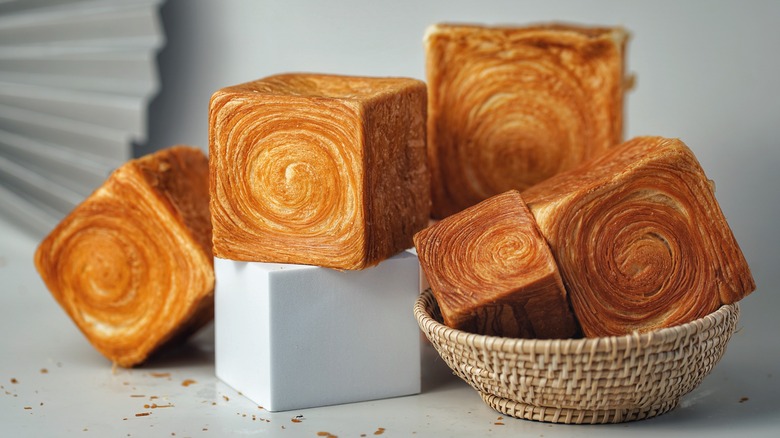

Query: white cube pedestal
[214,251,422,412]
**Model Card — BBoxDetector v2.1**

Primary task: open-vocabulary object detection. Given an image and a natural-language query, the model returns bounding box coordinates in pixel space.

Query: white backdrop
[143,0,780,324]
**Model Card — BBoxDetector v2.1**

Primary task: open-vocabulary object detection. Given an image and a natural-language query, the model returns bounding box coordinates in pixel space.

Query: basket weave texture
[414,289,740,424]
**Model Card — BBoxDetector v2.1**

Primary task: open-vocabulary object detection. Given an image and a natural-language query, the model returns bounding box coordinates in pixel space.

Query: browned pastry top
[221,72,424,101]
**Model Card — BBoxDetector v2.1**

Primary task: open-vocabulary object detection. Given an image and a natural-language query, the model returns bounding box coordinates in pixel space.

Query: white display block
[214,250,422,412]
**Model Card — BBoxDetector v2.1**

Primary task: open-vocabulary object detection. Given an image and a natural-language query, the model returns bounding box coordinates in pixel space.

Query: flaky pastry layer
[415,190,578,339]
[34,146,214,367]
[524,136,755,337]
[426,23,629,218]
[209,73,429,269]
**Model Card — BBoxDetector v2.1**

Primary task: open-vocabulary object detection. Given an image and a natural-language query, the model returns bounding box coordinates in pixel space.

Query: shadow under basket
[414,289,740,424]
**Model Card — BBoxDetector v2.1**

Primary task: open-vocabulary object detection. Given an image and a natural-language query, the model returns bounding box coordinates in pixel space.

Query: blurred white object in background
[0,0,164,236]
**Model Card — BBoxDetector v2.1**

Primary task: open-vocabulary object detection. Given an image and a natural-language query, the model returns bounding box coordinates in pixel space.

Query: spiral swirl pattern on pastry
[210,74,429,269]
[524,137,755,337]
[425,23,628,218]
[414,190,578,339]
[212,96,363,262]
[35,147,214,367]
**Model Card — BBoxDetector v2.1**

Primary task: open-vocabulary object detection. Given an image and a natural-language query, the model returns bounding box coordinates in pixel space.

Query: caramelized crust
[34,146,214,367]
[209,73,429,269]
[523,137,755,337]
[425,23,629,218]
[414,190,578,339]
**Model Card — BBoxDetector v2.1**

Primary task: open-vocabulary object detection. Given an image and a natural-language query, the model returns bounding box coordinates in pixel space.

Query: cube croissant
[523,136,756,337]
[209,73,430,269]
[34,146,214,367]
[414,190,578,339]
[425,23,629,218]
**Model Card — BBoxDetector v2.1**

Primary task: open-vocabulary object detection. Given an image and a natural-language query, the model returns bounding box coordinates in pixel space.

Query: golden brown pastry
[414,190,579,339]
[523,136,755,337]
[209,73,429,269]
[425,23,629,218]
[34,146,214,367]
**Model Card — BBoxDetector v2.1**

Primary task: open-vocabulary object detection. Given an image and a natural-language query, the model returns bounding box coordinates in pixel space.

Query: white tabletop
[1,215,778,438]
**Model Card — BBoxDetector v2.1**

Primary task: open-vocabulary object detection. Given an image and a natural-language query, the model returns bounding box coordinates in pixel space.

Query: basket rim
[414,288,740,355]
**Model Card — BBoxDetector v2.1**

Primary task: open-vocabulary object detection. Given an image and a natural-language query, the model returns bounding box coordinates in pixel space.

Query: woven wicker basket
[414,289,740,424]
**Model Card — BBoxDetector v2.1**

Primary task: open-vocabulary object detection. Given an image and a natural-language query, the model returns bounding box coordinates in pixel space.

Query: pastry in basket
[209,73,429,269]
[523,136,755,337]
[425,23,629,218]
[34,146,214,367]
[414,190,579,339]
